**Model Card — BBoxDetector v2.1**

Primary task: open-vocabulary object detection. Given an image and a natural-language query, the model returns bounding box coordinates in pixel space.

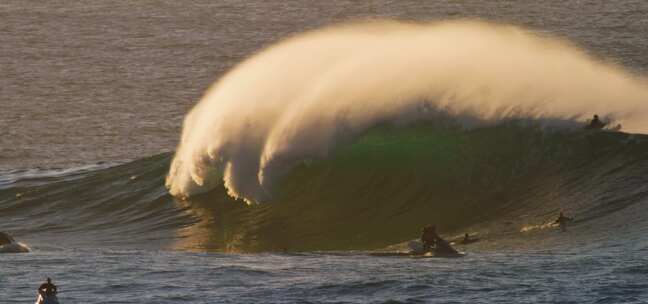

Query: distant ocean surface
[2,1,648,303]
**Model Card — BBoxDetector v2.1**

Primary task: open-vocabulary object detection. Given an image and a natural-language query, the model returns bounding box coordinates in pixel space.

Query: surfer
[37,278,59,304]
[458,232,480,245]
[0,231,29,253]
[421,225,456,254]
[555,211,573,232]
[462,233,471,243]
[421,225,437,252]
[0,232,15,246]
[585,114,606,130]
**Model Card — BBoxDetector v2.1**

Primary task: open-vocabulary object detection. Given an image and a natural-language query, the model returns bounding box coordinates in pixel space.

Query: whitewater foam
[166,20,648,203]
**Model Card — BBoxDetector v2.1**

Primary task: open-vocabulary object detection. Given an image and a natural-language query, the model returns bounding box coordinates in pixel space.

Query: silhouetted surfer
[0,231,29,253]
[461,233,473,244]
[421,225,456,254]
[585,114,606,130]
[555,211,573,232]
[458,232,480,245]
[37,277,59,304]
[0,232,15,246]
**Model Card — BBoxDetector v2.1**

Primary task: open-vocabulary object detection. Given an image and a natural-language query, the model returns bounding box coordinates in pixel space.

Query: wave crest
[166,20,648,203]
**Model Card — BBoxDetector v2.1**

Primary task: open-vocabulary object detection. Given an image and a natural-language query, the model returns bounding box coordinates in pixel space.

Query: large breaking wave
[172,125,648,252]
[3,20,648,253]
[165,20,648,204]
[2,126,648,252]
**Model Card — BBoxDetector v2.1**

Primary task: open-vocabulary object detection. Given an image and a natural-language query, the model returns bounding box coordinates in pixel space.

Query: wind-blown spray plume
[166,20,648,203]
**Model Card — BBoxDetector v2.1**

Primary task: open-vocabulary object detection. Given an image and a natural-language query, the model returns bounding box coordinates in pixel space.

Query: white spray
[166,20,648,203]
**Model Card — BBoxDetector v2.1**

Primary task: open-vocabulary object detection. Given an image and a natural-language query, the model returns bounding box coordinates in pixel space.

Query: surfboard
[0,242,30,253]
[417,251,465,258]
[35,294,60,304]
[368,251,465,258]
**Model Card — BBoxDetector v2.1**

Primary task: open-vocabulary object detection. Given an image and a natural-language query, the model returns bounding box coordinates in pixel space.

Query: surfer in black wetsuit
[586,114,606,130]
[421,225,437,252]
[555,211,573,232]
[460,232,481,245]
[0,232,15,246]
[38,278,57,299]
[421,225,456,254]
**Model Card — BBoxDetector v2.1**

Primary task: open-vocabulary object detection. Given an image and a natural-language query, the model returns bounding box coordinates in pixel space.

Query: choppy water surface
[3,1,648,303]
[2,244,648,303]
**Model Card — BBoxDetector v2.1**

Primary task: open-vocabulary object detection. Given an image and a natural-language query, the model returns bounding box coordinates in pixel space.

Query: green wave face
[3,123,646,252]
[177,123,648,252]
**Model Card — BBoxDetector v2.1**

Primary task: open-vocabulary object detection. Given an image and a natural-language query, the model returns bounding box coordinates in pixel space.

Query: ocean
[2,1,648,303]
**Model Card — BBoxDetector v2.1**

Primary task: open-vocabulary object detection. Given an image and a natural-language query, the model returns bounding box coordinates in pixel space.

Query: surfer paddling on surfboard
[369,225,464,258]
[0,232,15,246]
[421,225,458,254]
[0,231,29,253]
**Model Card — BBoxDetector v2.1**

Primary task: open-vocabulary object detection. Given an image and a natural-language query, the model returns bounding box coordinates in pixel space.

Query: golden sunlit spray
[167,20,648,203]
